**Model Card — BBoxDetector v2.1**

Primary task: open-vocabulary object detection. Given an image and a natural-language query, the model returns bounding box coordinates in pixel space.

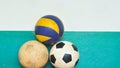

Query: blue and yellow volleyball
[35,15,64,45]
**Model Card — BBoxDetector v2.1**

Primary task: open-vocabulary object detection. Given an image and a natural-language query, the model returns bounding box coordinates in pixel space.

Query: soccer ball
[50,41,79,68]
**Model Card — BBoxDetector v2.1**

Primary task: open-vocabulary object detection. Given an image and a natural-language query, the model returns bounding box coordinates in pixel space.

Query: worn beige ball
[18,40,48,68]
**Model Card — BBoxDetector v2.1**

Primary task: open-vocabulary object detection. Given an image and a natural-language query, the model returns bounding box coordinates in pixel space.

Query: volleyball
[35,15,64,45]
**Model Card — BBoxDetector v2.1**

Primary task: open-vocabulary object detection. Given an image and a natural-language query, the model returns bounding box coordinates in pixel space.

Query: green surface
[0,31,120,68]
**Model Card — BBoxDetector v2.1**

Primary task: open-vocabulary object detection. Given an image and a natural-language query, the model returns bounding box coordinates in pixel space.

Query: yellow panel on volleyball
[36,35,51,42]
[36,18,59,34]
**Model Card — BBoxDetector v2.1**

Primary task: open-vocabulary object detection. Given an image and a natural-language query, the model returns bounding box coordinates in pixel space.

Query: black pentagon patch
[72,44,78,51]
[63,54,72,63]
[56,42,65,48]
[75,59,79,66]
[50,55,56,64]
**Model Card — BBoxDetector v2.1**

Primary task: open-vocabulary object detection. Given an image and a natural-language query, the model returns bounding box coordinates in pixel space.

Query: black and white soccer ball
[50,41,79,68]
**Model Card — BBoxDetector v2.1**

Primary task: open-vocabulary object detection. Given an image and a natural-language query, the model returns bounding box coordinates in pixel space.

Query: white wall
[0,0,120,31]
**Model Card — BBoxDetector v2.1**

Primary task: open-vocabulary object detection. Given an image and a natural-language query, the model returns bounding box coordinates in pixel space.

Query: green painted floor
[0,31,120,68]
